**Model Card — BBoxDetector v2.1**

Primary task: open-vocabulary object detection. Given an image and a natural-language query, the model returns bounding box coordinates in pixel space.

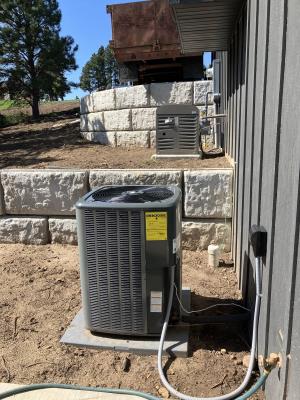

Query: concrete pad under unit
[61,289,190,358]
[0,383,140,400]
[151,154,202,160]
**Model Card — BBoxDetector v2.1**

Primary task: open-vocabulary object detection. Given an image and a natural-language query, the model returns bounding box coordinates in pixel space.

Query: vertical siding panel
[239,0,258,294]
[232,11,246,271]
[227,48,231,155]
[222,51,227,149]
[222,51,229,154]
[223,0,299,397]
[252,0,272,361]
[250,0,269,226]
[228,43,233,156]
[231,29,238,159]
[243,0,261,308]
[230,34,237,258]
[258,3,287,396]
[264,0,299,397]
[223,50,228,153]
[224,51,228,150]
[235,0,251,283]
[286,210,300,399]
[229,40,234,158]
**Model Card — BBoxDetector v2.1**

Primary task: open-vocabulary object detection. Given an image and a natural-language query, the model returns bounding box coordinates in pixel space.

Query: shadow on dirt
[187,291,251,355]
[0,107,90,169]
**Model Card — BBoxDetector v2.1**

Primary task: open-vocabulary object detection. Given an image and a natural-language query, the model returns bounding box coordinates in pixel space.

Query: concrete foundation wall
[0,168,232,251]
[80,81,215,148]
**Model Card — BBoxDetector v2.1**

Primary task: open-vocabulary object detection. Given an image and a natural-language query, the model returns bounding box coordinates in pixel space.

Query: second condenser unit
[155,105,202,159]
[76,185,182,337]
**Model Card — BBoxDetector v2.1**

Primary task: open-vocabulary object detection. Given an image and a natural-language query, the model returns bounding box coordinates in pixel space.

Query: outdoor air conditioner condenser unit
[76,185,182,337]
[155,104,202,159]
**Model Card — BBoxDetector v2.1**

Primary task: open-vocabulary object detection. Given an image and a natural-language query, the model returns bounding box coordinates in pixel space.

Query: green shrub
[0,112,29,128]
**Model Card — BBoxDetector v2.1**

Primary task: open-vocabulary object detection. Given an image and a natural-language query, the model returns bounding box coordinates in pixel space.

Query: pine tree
[79,45,118,93]
[0,0,78,118]
[104,45,119,88]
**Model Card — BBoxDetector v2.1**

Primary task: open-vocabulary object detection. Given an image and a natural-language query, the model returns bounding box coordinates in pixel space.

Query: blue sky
[58,0,211,100]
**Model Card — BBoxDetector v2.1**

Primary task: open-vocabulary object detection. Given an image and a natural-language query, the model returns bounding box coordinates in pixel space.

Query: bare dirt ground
[0,107,231,170]
[0,100,80,117]
[0,244,263,399]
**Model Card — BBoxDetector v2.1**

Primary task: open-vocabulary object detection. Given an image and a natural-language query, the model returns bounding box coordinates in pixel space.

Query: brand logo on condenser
[146,213,166,218]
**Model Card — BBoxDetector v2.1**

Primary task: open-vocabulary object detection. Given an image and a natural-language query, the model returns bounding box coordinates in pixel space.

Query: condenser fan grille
[91,186,174,204]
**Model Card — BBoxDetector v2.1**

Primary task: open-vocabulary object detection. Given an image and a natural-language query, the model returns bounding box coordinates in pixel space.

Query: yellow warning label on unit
[145,212,167,241]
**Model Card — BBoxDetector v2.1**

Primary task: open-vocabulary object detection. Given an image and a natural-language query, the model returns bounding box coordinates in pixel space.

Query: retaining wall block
[103,109,132,131]
[149,131,156,148]
[81,131,94,142]
[182,219,231,252]
[197,105,216,118]
[115,85,149,109]
[49,217,78,245]
[184,170,233,218]
[194,81,214,105]
[132,107,156,130]
[92,89,115,112]
[94,132,116,146]
[82,131,116,146]
[0,216,49,244]
[198,105,216,138]
[116,131,149,147]
[1,170,89,216]
[215,222,232,252]
[90,169,183,188]
[80,95,94,114]
[150,82,193,106]
[0,174,5,215]
[80,112,105,131]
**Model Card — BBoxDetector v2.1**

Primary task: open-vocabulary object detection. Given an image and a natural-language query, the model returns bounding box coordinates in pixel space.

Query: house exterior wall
[223,0,300,398]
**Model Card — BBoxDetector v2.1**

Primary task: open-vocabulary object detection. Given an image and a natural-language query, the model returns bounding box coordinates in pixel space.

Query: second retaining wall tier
[80,81,216,148]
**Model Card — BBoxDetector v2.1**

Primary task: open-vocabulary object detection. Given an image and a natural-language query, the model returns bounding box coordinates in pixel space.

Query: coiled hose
[158,258,264,400]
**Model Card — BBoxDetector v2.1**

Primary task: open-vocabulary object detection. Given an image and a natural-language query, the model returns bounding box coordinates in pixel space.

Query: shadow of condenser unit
[76,185,182,337]
[154,105,202,159]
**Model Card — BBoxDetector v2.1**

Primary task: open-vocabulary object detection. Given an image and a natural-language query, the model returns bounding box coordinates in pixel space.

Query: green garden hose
[0,383,160,400]
[0,374,270,400]
[236,372,269,400]
[0,372,271,400]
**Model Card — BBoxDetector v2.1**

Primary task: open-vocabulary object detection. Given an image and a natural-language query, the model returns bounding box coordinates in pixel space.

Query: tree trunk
[31,95,40,119]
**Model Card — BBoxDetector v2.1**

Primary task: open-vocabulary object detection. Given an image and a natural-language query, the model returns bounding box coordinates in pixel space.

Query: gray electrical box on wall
[76,185,182,337]
[213,59,221,104]
[155,105,202,159]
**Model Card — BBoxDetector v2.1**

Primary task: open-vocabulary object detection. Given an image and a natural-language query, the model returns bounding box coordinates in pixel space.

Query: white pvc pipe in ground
[208,244,220,267]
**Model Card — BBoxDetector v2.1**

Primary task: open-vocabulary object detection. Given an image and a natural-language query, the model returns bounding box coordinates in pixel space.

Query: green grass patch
[0,99,16,111]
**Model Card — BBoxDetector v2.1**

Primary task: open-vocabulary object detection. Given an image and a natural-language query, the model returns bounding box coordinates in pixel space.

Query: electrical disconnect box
[213,59,221,104]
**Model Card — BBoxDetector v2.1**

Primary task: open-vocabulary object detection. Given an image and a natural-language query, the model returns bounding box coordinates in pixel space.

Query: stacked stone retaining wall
[0,168,232,251]
[80,81,215,147]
